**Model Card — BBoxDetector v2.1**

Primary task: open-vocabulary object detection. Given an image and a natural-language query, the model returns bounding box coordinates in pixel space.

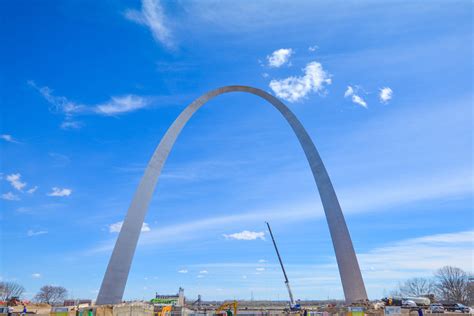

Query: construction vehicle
[216,300,238,315]
[157,306,172,316]
[266,222,301,312]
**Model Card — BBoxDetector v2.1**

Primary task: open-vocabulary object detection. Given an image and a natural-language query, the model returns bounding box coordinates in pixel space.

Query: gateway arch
[96,85,367,304]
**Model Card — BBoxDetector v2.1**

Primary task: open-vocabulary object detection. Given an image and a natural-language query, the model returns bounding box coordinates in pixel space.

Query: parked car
[450,303,470,313]
[429,304,444,313]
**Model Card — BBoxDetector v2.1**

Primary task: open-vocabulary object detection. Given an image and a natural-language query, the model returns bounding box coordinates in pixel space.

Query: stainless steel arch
[96,85,367,304]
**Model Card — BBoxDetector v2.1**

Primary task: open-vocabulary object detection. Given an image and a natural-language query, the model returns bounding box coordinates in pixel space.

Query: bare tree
[397,277,435,297]
[0,282,25,301]
[34,285,68,305]
[434,266,470,304]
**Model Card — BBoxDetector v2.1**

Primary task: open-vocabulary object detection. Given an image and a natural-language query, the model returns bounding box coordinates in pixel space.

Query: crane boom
[266,222,296,307]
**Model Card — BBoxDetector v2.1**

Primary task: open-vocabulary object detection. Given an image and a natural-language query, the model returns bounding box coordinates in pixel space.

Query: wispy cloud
[125,0,174,49]
[27,186,38,194]
[269,61,331,102]
[6,173,27,191]
[109,221,151,233]
[60,121,82,130]
[267,48,293,68]
[85,164,472,254]
[1,192,20,201]
[27,230,48,237]
[223,230,266,241]
[344,86,354,98]
[308,45,318,52]
[352,95,367,108]
[95,95,150,115]
[344,85,367,108]
[359,230,474,275]
[379,87,393,103]
[31,273,42,279]
[187,230,473,298]
[0,134,19,143]
[28,81,152,129]
[178,269,188,274]
[47,187,72,197]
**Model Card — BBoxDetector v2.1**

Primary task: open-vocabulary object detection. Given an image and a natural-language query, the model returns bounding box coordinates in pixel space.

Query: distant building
[150,288,184,307]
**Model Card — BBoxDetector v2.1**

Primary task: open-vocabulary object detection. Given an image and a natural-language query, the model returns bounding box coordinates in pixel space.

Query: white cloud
[359,230,474,274]
[95,95,149,115]
[197,274,205,278]
[125,0,174,49]
[308,45,318,52]
[344,86,354,98]
[258,259,267,263]
[109,221,151,233]
[379,87,393,103]
[0,134,18,143]
[255,267,265,272]
[47,187,72,197]
[267,48,293,68]
[199,270,208,274]
[31,273,42,279]
[29,81,152,129]
[223,230,265,241]
[60,120,82,130]
[1,192,20,201]
[141,222,151,232]
[344,85,367,108]
[27,186,38,194]
[6,173,26,191]
[27,230,48,237]
[352,95,367,108]
[269,61,331,102]
[178,269,188,274]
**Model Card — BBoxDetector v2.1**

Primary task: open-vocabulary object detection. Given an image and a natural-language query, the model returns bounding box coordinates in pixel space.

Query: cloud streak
[0,134,19,143]
[6,173,27,191]
[223,231,266,240]
[27,230,48,237]
[47,187,72,197]
[28,81,152,129]
[125,0,174,49]
[344,85,367,108]
[1,192,20,201]
[85,165,472,254]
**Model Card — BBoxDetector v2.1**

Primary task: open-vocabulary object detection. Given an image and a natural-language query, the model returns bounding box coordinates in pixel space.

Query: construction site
[2,223,472,316]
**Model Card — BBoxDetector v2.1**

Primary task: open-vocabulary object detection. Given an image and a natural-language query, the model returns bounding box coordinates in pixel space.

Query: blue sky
[1,0,473,302]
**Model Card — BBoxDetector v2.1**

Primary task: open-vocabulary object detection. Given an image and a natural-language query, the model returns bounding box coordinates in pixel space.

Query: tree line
[392,266,473,305]
[0,283,67,305]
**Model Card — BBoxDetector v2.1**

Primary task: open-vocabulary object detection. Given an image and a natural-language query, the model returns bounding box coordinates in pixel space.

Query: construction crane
[216,300,238,315]
[266,222,301,311]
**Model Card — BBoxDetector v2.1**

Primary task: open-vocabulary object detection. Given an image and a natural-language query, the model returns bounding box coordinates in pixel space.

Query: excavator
[266,222,301,312]
[216,301,238,315]
[157,306,172,316]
